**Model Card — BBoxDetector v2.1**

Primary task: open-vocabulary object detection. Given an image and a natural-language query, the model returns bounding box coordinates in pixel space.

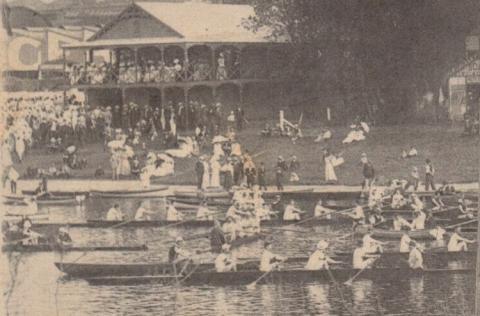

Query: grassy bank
[12,124,479,186]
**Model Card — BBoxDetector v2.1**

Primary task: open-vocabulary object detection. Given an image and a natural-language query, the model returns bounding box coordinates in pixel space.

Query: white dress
[324,155,343,182]
[15,136,25,161]
[210,159,221,188]
[202,161,211,188]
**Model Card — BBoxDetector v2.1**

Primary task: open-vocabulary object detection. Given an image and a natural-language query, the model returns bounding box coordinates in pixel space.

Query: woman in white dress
[15,135,25,162]
[323,149,343,182]
[202,157,211,188]
[210,156,221,188]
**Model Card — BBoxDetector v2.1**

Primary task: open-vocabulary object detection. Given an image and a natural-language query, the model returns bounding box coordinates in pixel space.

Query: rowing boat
[55,257,474,286]
[90,186,169,198]
[354,226,476,239]
[2,244,148,253]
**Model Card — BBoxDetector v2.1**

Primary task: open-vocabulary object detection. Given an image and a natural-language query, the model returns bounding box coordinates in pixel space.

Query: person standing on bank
[424,159,436,191]
[361,153,375,193]
[257,162,267,191]
[195,156,205,190]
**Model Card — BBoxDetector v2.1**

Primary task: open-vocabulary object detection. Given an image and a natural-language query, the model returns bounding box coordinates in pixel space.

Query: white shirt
[393,216,411,231]
[166,205,182,221]
[429,227,446,241]
[215,253,236,272]
[399,234,411,253]
[353,247,371,269]
[314,205,333,217]
[305,250,329,270]
[134,207,149,220]
[448,233,468,252]
[196,206,213,220]
[260,249,282,272]
[408,248,423,269]
[411,211,426,230]
[351,206,365,219]
[283,205,301,221]
[106,207,122,221]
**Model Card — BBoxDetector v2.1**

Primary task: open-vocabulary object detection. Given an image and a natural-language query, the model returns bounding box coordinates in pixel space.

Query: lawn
[13,123,479,186]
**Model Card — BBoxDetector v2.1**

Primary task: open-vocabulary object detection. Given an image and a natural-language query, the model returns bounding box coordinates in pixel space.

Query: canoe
[5,214,50,221]
[90,186,169,197]
[2,244,148,253]
[55,259,474,286]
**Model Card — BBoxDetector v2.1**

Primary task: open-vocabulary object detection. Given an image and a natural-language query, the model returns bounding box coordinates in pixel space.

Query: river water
[1,197,475,315]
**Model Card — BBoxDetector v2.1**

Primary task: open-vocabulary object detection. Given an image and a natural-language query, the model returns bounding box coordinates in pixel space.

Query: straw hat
[316,240,329,250]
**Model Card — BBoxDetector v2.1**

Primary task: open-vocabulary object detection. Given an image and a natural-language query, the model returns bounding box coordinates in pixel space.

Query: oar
[325,266,354,315]
[262,226,312,234]
[445,218,478,230]
[246,269,273,290]
[109,217,138,229]
[344,256,380,286]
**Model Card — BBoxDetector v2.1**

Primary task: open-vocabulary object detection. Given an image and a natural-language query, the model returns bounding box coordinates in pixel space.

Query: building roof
[63,2,281,49]
[7,6,52,28]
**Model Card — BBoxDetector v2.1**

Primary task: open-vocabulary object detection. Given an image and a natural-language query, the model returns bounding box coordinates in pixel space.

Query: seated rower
[226,202,240,219]
[431,192,445,212]
[410,209,426,230]
[391,189,406,209]
[210,220,227,253]
[222,216,237,242]
[56,227,73,246]
[349,201,366,229]
[352,242,378,269]
[393,214,413,231]
[458,194,475,219]
[215,244,237,272]
[368,207,385,226]
[257,204,276,220]
[305,240,342,270]
[260,241,287,272]
[408,242,424,270]
[399,233,412,253]
[196,200,215,220]
[283,200,304,221]
[168,237,191,264]
[166,201,183,222]
[447,228,475,252]
[410,194,424,212]
[314,199,335,219]
[429,225,446,242]
[21,217,42,245]
[106,204,123,221]
[362,232,386,253]
[135,202,154,221]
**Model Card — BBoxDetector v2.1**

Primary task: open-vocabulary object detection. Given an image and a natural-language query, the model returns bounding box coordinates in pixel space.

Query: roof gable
[89,4,182,42]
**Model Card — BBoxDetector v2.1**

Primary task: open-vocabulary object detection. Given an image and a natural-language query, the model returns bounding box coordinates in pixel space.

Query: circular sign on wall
[19,43,40,66]
[7,36,41,71]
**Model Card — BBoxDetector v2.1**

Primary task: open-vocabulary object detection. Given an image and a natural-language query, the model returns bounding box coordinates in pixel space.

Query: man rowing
[106,204,123,221]
[56,227,73,246]
[391,189,407,209]
[447,228,475,252]
[352,241,378,269]
[20,217,42,245]
[305,240,342,270]
[222,216,238,242]
[210,220,227,253]
[408,242,424,269]
[458,194,475,219]
[410,193,424,212]
[399,233,412,253]
[215,244,237,272]
[166,201,183,222]
[410,209,427,230]
[168,237,192,264]
[429,225,447,242]
[393,214,413,231]
[314,200,335,219]
[362,232,386,253]
[431,192,445,211]
[348,200,366,229]
[260,241,287,272]
[134,202,155,221]
[283,200,304,221]
[196,200,215,220]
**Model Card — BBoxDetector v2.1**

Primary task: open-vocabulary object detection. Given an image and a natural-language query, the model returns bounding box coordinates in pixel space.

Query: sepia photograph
[0,0,479,315]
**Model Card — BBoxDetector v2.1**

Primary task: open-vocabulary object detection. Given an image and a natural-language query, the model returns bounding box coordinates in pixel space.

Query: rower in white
[410,209,426,230]
[106,203,123,221]
[362,233,386,253]
[391,189,406,209]
[428,225,446,242]
[431,192,445,211]
[348,201,366,228]
[314,199,335,219]
[410,193,424,212]
[408,242,424,269]
[134,202,155,221]
[393,214,413,231]
[166,201,183,222]
[196,200,215,220]
[215,244,237,272]
[168,237,192,263]
[305,240,342,270]
[447,228,475,252]
[352,241,378,269]
[399,233,412,253]
[260,241,287,272]
[283,200,304,221]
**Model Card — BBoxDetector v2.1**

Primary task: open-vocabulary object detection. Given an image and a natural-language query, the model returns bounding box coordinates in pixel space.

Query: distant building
[63,1,293,117]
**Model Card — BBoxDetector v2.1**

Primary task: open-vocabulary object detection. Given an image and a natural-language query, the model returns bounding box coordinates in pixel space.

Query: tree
[245,0,480,123]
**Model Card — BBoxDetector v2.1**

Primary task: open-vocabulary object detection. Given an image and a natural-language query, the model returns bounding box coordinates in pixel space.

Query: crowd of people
[67,51,240,86]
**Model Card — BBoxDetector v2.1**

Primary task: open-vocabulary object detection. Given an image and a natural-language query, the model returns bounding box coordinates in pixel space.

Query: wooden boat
[4,194,80,205]
[55,256,475,286]
[2,243,148,253]
[5,214,50,221]
[21,190,87,197]
[174,190,231,199]
[354,226,476,239]
[90,186,169,197]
